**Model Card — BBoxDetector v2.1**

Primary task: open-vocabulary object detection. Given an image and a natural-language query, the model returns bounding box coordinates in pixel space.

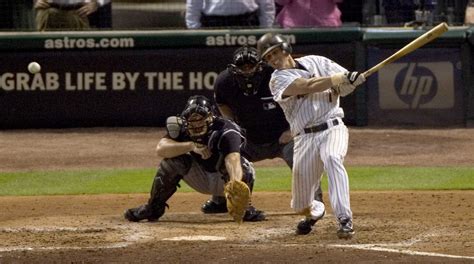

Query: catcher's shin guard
[240,158,266,221]
[125,155,192,222]
[148,155,192,212]
[241,158,255,192]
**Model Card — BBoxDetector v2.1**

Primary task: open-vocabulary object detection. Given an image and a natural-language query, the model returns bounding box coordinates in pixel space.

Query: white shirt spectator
[186,0,275,29]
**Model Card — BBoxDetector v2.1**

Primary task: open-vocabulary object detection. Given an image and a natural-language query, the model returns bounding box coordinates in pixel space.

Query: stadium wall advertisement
[0,27,471,128]
[366,48,464,126]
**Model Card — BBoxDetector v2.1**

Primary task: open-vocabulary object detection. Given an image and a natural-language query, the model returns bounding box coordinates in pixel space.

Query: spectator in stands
[466,0,474,25]
[275,0,342,28]
[185,0,275,29]
[34,0,102,31]
[339,0,364,25]
[89,0,112,29]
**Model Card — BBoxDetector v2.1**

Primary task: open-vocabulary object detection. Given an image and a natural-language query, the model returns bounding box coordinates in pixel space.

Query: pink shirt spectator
[276,0,342,28]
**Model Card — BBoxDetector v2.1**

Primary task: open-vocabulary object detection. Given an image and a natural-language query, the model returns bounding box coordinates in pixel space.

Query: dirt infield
[0,127,473,263]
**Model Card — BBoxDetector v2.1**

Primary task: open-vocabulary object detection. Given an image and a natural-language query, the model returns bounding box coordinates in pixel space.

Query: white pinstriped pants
[292,122,352,220]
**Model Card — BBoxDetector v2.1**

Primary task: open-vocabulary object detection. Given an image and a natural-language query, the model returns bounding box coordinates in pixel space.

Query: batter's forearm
[283,77,334,96]
[224,152,243,182]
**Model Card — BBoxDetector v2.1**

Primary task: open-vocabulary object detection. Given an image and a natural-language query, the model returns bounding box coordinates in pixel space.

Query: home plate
[162,235,226,241]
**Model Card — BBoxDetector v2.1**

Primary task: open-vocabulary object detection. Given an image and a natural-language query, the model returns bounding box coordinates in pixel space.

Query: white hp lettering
[400,63,433,108]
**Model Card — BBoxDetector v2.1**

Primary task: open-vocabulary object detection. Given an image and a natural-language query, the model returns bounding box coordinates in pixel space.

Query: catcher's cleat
[243,206,266,222]
[337,218,354,239]
[124,204,165,222]
[296,211,325,235]
[201,199,228,214]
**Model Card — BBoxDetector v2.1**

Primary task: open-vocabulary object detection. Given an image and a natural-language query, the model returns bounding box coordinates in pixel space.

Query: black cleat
[296,211,325,235]
[243,206,266,222]
[124,204,164,222]
[337,218,355,239]
[201,199,228,214]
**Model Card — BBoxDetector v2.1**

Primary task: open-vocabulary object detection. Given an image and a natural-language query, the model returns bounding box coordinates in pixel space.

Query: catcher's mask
[181,95,215,143]
[257,33,292,60]
[227,46,263,96]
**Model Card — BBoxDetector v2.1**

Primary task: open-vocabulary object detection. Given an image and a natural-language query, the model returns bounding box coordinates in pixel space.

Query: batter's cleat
[337,218,355,239]
[201,200,228,214]
[243,206,266,222]
[124,204,164,222]
[296,211,325,235]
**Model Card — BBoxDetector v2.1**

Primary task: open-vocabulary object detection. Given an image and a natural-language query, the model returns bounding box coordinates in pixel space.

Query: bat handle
[362,70,373,79]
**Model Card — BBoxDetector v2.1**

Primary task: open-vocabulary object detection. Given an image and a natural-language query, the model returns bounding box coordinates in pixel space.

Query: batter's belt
[297,118,341,136]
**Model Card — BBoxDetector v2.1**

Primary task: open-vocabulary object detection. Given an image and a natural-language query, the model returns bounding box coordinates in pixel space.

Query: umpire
[201,46,324,214]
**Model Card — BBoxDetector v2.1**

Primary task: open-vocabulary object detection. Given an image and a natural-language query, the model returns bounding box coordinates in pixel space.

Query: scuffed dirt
[0,127,473,263]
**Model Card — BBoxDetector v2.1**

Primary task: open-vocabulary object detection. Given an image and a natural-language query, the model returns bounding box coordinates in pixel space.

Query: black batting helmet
[257,33,292,59]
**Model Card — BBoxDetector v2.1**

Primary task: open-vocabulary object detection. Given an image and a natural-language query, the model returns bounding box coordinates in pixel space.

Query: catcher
[124,95,265,223]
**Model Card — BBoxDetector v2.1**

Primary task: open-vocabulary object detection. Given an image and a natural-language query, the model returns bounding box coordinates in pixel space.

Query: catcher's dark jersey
[214,65,289,144]
[166,117,245,173]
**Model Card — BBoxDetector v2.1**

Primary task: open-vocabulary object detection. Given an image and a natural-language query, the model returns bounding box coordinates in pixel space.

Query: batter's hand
[344,71,365,86]
[279,130,292,144]
[192,143,212,159]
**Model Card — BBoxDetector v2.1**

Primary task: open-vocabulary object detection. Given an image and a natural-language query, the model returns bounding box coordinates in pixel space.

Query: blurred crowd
[0,0,473,31]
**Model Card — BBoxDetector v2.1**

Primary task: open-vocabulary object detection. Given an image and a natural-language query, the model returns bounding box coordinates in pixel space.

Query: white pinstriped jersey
[268,55,353,223]
[269,55,347,136]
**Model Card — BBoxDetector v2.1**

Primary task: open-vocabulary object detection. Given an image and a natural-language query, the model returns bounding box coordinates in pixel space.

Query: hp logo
[378,62,454,110]
[395,63,437,109]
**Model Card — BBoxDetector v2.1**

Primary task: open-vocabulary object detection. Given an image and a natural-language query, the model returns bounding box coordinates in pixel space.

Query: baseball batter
[257,33,366,238]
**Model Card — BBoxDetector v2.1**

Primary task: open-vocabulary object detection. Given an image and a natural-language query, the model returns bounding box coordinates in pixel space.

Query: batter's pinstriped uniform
[269,55,352,221]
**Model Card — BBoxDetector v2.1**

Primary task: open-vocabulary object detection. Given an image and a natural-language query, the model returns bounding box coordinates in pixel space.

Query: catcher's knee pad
[160,155,193,176]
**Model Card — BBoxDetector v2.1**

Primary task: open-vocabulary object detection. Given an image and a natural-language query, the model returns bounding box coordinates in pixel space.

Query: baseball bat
[363,22,449,78]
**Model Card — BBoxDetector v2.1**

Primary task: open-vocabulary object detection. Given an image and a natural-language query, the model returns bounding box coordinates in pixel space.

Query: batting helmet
[257,33,292,59]
[227,46,263,96]
[181,95,216,143]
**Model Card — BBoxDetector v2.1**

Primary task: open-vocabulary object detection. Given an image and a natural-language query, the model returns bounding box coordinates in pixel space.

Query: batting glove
[344,71,366,86]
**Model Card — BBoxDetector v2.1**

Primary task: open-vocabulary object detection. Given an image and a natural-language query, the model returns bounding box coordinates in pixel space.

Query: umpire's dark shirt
[214,66,289,144]
[166,117,244,173]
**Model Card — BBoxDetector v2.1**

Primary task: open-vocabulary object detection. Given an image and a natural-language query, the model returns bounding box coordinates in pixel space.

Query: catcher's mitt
[224,180,250,224]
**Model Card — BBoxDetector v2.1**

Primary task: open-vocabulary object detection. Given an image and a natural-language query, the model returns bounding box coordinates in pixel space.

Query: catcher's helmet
[227,46,263,96]
[257,33,292,59]
[181,95,216,142]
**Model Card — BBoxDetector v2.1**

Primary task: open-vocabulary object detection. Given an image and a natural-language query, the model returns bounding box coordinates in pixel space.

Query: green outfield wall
[0,27,472,129]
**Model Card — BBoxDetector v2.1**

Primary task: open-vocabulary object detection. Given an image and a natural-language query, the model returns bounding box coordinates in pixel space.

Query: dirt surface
[0,127,473,263]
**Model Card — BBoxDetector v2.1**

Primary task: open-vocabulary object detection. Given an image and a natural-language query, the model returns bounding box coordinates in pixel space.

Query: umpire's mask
[227,46,263,96]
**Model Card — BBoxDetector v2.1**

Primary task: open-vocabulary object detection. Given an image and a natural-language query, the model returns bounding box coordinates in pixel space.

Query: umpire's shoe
[124,204,165,222]
[296,211,325,235]
[337,218,354,239]
[201,199,228,214]
[243,206,266,222]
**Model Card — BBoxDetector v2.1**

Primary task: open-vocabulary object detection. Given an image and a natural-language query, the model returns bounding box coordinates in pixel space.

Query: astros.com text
[44,37,135,49]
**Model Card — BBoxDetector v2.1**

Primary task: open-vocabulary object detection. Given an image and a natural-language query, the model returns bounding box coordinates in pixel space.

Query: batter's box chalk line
[329,229,474,260]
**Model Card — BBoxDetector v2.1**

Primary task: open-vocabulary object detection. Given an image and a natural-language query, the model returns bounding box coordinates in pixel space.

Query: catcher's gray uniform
[269,55,352,222]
